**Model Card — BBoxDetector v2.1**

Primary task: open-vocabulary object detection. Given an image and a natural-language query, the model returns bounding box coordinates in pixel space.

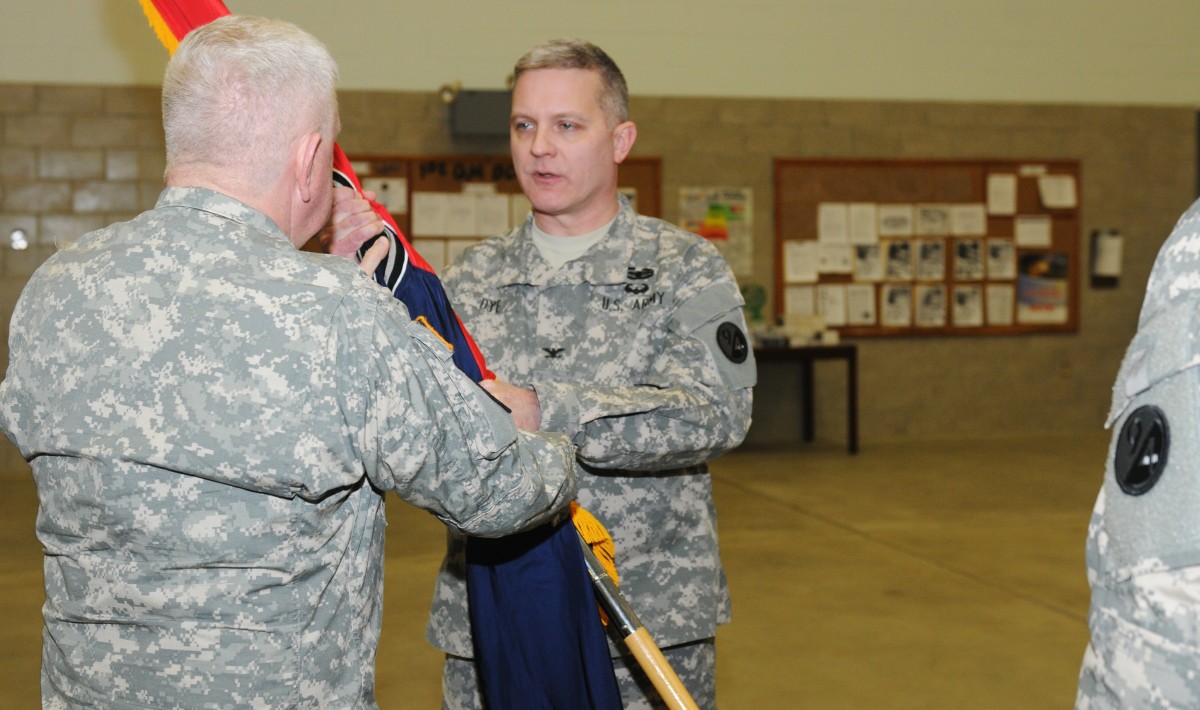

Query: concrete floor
[0,432,1105,708]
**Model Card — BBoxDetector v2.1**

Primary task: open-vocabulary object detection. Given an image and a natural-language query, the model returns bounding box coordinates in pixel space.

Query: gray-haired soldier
[1076,197,1200,707]
[0,16,576,708]
[429,39,757,708]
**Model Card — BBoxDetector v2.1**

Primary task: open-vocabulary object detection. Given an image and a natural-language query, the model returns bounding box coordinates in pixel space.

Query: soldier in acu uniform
[0,16,577,709]
[428,38,757,709]
[1077,197,1200,708]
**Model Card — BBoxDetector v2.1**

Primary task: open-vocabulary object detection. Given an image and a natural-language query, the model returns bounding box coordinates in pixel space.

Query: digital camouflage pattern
[1077,197,1200,708]
[428,196,756,665]
[0,187,577,709]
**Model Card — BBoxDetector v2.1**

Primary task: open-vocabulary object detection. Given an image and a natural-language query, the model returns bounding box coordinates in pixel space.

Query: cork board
[774,158,1080,336]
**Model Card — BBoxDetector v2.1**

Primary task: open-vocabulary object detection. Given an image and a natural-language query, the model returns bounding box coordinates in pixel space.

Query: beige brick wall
[0,84,163,254]
[0,82,1195,451]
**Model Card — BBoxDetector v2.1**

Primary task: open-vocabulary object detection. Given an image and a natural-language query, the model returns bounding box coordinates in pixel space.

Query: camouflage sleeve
[535,251,756,471]
[362,308,578,537]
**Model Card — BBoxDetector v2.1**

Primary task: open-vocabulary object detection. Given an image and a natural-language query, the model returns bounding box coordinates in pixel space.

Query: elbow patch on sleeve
[671,284,757,389]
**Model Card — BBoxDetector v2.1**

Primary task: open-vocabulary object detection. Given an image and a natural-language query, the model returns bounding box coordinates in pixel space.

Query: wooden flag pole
[577,536,701,710]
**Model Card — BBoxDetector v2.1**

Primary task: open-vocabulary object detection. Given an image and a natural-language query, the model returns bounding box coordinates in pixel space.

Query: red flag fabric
[138,0,230,53]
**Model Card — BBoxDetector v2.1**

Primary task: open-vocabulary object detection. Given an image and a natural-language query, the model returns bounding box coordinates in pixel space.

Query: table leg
[800,359,814,443]
[847,349,858,454]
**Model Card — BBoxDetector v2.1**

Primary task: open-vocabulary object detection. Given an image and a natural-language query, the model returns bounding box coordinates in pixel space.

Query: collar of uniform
[501,196,637,287]
[155,186,291,245]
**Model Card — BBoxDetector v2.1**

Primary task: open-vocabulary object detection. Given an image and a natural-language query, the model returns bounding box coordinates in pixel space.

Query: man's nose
[530,127,554,156]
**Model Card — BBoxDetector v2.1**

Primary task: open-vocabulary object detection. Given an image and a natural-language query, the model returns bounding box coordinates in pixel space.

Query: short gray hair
[162,15,338,185]
[513,39,629,126]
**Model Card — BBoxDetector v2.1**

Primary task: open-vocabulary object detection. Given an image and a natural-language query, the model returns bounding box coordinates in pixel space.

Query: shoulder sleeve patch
[1114,404,1169,496]
[716,322,749,363]
[688,316,757,389]
[669,282,756,389]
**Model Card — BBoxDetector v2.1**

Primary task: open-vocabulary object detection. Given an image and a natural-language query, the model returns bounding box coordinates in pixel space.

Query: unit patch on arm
[716,322,748,363]
[1113,404,1169,496]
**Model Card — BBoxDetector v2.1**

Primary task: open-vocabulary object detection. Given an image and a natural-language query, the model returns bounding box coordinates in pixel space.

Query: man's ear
[612,121,637,164]
[295,131,323,203]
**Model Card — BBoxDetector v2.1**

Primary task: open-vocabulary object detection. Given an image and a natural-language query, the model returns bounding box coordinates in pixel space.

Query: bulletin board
[329,154,661,272]
[774,158,1081,337]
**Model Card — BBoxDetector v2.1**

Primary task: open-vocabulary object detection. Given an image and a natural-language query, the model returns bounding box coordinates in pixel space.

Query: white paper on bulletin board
[847,203,879,245]
[475,193,511,236]
[881,284,913,327]
[783,240,818,283]
[818,284,847,326]
[817,203,849,243]
[950,204,987,236]
[986,173,1017,216]
[1038,175,1077,209]
[853,244,883,281]
[411,192,474,236]
[1015,215,1052,247]
[986,238,1017,279]
[915,284,946,327]
[362,177,408,214]
[878,204,914,237]
[817,243,854,274]
[784,285,815,316]
[986,284,1015,325]
[952,284,984,327]
[846,284,877,326]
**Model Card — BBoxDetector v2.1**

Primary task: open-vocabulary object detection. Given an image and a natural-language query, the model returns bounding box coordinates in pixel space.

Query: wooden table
[754,344,858,454]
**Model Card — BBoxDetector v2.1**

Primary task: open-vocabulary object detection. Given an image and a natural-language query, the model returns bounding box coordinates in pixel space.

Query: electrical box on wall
[449,90,511,138]
[1090,228,1124,288]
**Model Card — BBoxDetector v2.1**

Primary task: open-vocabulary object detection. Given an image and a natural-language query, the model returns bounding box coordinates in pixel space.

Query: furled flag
[138,3,621,708]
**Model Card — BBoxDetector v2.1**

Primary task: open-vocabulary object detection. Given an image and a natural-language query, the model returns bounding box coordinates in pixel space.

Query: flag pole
[577,536,701,710]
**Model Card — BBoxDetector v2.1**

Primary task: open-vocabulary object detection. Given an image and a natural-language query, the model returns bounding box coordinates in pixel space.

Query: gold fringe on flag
[570,501,619,585]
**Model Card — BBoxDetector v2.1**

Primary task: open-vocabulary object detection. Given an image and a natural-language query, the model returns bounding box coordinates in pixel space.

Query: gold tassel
[570,501,618,585]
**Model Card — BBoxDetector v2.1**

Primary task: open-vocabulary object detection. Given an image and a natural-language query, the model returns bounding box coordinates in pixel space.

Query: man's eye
[513,121,533,131]
[559,122,575,131]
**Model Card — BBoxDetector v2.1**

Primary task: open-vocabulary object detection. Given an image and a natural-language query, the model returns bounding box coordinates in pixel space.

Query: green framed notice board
[774,157,1081,337]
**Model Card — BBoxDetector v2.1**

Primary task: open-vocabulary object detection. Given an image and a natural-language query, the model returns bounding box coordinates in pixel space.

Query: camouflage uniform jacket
[428,196,757,657]
[0,187,577,709]
[1077,197,1200,708]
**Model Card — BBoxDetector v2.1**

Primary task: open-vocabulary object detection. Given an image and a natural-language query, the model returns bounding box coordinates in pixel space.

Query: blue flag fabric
[467,518,622,709]
[333,167,490,381]
[338,167,621,707]
[357,230,487,381]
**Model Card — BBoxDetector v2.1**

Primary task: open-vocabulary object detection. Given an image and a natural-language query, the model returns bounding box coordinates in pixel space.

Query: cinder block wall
[0,83,1195,460]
